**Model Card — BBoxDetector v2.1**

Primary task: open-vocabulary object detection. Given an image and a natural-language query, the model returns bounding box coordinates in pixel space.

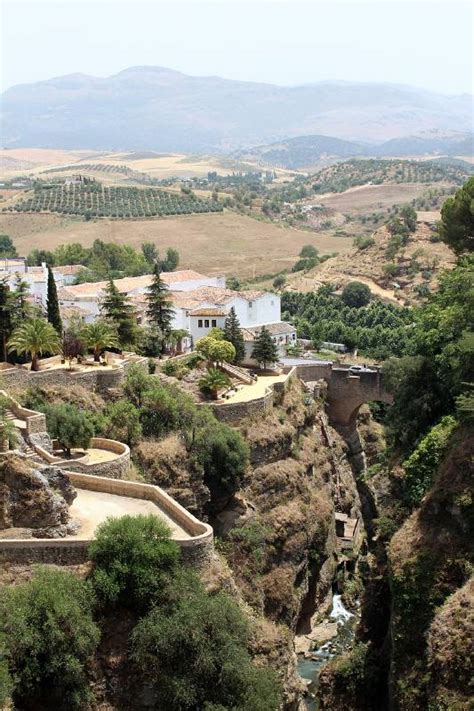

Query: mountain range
[1,66,472,154]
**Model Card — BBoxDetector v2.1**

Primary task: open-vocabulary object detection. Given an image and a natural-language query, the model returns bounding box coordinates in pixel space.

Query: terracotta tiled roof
[54,269,209,299]
[53,264,86,275]
[190,307,227,317]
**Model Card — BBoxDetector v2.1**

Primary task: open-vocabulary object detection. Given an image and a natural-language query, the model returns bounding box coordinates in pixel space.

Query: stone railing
[0,472,213,567]
[207,385,275,423]
[0,354,148,392]
[30,437,131,480]
[0,390,46,434]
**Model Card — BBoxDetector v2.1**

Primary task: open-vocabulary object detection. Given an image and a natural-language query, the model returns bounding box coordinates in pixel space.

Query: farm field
[0,211,353,278]
[316,182,451,215]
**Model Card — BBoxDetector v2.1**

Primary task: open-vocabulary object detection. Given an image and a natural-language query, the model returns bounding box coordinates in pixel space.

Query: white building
[241,322,297,365]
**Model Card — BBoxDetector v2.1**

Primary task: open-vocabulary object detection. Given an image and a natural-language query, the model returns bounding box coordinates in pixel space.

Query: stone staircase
[4,408,37,460]
[220,362,255,384]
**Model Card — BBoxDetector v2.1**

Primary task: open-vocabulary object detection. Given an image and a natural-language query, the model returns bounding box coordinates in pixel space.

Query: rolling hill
[1,66,472,152]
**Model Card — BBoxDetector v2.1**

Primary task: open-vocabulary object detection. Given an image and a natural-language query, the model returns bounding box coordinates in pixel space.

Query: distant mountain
[1,66,472,153]
[236,131,474,170]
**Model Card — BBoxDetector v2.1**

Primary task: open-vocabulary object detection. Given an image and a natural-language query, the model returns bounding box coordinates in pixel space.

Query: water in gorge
[297,594,358,710]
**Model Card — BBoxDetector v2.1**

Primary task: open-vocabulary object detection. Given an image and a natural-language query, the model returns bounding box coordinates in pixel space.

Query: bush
[103,400,142,446]
[44,403,94,456]
[131,577,281,710]
[192,419,249,503]
[402,416,457,507]
[341,281,371,307]
[0,567,99,708]
[89,514,180,613]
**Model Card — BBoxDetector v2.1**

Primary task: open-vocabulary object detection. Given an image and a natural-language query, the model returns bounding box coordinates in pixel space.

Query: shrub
[192,420,249,503]
[89,514,180,613]
[0,567,99,708]
[131,577,281,710]
[44,403,94,456]
[402,416,457,507]
[199,368,231,400]
[103,400,142,446]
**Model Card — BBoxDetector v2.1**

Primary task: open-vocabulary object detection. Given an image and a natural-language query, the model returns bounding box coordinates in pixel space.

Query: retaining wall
[60,438,131,479]
[0,472,213,567]
[205,386,274,423]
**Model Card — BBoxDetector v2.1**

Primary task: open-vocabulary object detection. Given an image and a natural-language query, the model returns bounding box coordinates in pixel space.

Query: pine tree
[251,326,279,370]
[224,307,245,363]
[11,275,31,326]
[101,278,137,347]
[145,264,174,350]
[0,277,13,362]
[46,266,62,334]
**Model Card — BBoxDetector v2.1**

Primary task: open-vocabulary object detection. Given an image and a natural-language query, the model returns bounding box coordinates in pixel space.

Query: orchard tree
[341,281,372,308]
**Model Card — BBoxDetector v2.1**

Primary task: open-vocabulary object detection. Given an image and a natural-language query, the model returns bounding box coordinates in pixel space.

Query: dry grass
[317,182,450,214]
[0,210,352,278]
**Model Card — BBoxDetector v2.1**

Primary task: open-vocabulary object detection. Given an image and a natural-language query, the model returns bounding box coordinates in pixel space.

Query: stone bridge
[289,362,393,427]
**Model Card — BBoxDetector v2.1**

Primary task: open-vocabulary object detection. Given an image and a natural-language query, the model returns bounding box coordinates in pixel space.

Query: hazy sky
[1,0,472,94]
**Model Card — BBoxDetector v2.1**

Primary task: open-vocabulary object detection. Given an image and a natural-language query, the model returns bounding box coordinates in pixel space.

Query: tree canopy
[439,176,474,254]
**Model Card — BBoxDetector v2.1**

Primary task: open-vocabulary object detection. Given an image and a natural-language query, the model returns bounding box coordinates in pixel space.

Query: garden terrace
[6,184,223,218]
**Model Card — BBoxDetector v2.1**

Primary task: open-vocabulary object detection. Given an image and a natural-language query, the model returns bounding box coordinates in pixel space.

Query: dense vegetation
[7,183,223,219]
[311,158,470,194]
[26,238,179,281]
[0,516,279,710]
[282,286,413,360]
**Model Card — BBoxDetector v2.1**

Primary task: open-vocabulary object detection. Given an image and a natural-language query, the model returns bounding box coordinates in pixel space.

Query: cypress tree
[101,278,137,347]
[46,266,62,334]
[0,277,13,362]
[145,264,174,349]
[224,307,245,363]
[251,326,279,370]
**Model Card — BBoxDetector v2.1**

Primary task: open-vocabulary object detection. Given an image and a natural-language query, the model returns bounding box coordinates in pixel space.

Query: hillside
[311,158,472,194]
[235,131,474,170]
[286,220,456,304]
[1,67,472,151]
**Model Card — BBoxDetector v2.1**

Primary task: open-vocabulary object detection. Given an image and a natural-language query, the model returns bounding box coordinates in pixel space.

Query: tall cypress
[145,264,174,343]
[224,307,245,363]
[0,277,13,362]
[47,266,62,334]
[101,277,137,347]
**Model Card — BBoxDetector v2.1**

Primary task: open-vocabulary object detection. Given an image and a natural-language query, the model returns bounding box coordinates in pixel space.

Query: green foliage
[251,326,279,369]
[103,400,142,446]
[89,514,180,613]
[353,235,375,250]
[341,281,372,308]
[81,319,119,361]
[299,244,319,259]
[197,335,236,364]
[0,567,99,708]
[131,576,280,711]
[145,264,174,344]
[0,234,17,257]
[272,274,287,289]
[226,275,241,290]
[161,358,190,379]
[439,177,474,254]
[282,287,412,360]
[46,265,62,334]
[402,416,457,507]
[101,277,137,346]
[12,183,223,219]
[199,368,231,400]
[223,308,245,364]
[193,419,249,501]
[291,256,318,272]
[8,317,61,370]
[140,379,197,439]
[44,403,94,456]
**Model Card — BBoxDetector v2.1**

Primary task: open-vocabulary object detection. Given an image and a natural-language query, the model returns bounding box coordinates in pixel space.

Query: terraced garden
[5,183,223,218]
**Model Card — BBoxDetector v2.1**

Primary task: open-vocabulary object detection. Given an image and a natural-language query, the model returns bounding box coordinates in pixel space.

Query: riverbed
[297,595,358,710]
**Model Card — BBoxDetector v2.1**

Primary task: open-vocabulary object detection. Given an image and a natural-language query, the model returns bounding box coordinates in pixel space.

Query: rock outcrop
[0,454,77,538]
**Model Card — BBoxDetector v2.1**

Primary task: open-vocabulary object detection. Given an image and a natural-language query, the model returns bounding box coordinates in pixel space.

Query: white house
[241,322,297,365]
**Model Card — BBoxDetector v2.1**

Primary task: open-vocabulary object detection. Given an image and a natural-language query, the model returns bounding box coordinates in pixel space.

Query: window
[198,319,203,328]
[249,301,253,308]
[205,319,210,328]
[211,319,217,327]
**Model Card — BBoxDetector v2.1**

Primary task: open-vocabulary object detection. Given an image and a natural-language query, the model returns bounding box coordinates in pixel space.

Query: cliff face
[388,426,474,710]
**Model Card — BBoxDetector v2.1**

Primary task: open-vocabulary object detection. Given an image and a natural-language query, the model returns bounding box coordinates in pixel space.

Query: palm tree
[199,368,231,400]
[8,318,61,371]
[81,320,119,362]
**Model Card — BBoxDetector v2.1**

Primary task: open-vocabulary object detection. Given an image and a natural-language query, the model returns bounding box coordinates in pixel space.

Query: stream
[297,595,358,710]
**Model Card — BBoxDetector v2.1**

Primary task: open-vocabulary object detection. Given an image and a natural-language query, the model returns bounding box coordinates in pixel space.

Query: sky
[1,0,472,95]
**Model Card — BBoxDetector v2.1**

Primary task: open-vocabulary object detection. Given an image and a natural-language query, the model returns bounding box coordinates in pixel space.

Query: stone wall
[0,472,213,567]
[205,386,274,424]
[61,438,131,479]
